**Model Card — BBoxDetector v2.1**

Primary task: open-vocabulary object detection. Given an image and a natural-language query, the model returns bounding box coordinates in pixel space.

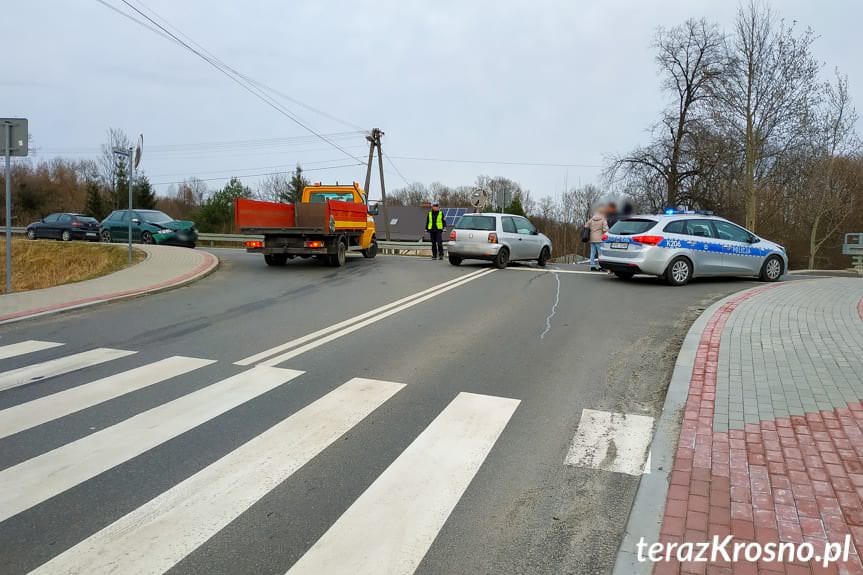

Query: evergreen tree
[504,192,527,217]
[193,177,253,233]
[132,174,157,210]
[287,164,310,203]
[84,179,108,220]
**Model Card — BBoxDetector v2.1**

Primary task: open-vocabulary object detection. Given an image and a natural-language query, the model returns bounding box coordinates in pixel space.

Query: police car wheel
[448,255,462,266]
[614,272,634,281]
[760,256,783,282]
[665,257,692,286]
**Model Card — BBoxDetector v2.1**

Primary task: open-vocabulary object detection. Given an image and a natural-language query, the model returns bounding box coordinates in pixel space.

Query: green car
[100,209,198,248]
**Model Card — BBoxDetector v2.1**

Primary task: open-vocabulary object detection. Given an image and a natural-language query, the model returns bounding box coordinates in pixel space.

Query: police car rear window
[608,218,656,235]
[455,215,495,231]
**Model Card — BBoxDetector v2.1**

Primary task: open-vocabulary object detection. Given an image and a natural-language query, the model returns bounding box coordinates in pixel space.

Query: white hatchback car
[447,213,553,268]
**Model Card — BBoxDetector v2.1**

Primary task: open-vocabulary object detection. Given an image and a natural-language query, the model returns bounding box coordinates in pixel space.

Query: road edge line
[0,251,219,326]
[610,281,790,575]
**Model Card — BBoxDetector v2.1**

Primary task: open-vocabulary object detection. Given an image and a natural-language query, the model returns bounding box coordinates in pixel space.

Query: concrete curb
[611,282,792,575]
[0,250,219,325]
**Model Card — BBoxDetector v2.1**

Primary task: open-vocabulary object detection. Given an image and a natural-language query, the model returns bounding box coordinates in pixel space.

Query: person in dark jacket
[605,201,619,229]
[426,201,446,260]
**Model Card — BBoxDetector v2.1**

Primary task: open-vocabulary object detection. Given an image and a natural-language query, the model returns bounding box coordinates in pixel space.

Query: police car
[598,211,788,286]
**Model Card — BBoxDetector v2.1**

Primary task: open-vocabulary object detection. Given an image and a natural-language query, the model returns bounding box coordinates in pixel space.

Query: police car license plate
[610,242,628,250]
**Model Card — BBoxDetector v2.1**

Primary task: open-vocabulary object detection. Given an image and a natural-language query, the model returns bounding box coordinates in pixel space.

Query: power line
[150,162,363,186]
[387,155,604,169]
[101,0,366,163]
[149,157,354,178]
[381,150,410,186]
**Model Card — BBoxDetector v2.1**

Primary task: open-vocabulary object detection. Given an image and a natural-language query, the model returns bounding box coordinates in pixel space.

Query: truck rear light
[488,232,497,244]
[449,230,456,241]
[245,240,263,249]
[304,240,324,248]
[631,235,664,246]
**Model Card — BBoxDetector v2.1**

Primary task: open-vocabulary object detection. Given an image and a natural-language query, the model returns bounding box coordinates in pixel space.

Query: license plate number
[610,242,628,250]
[86,232,97,236]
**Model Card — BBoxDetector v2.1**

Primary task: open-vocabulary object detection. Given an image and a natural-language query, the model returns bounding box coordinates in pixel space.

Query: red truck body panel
[235,198,367,232]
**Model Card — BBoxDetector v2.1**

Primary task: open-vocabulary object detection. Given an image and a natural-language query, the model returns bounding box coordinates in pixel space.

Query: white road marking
[287,391,520,575]
[237,268,489,366]
[30,377,404,575]
[252,269,496,367]
[0,348,137,392]
[0,366,302,522]
[506,266,597,275]
[565,409,654,476]
[0,356,215,440]
[0,340,63,361]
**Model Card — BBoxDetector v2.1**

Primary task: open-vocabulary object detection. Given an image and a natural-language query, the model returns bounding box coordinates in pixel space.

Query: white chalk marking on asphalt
[0,340,64,361]
[253,269,497,367]
[30,377,404,575]
[287,391,520,575]
[237,268,489,366]
[0,366,302,523]
[565,409,654,476]
[0,356,215,440]
[643,451,652,474]
[0,348,137,392]
[539,269,561,339]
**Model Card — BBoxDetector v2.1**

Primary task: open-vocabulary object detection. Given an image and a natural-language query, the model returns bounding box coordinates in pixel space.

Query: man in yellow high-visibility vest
[426,201,446,260]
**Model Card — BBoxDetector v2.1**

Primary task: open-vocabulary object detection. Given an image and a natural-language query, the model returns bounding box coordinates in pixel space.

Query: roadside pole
[127,147,134,264]
[4,124,11,294]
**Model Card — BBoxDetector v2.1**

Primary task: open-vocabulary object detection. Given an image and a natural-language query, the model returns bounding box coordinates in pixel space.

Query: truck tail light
[449,230,456,241]
[631,235,664,246]
[304,240,324,248]
[488,232,497,244]
[245,240,263,249]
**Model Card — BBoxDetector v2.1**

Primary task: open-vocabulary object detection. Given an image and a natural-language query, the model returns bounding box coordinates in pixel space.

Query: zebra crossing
[0,339,521,575]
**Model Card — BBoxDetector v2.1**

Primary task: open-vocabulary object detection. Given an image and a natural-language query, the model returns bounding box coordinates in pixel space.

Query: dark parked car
[100,209,198,248]
[25,213,101,242]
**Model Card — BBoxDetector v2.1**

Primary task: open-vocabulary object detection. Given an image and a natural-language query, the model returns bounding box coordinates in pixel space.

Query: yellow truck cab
[235,182,379,267]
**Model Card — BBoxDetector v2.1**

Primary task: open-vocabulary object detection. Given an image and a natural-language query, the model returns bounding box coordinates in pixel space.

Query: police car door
[683,219,724,275]
[712,220,761,275]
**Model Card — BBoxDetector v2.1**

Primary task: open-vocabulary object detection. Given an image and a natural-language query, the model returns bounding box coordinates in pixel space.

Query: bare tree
[256,172,292,203]
[800,72,861,268]
[710,0,820,231]
[98,128,131,210]
[609,18,724,207]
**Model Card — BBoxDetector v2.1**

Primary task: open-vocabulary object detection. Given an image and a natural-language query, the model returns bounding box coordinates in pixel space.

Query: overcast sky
[4,0,862,202]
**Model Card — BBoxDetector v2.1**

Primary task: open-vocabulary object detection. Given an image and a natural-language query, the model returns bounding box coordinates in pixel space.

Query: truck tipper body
[236,182,378,267]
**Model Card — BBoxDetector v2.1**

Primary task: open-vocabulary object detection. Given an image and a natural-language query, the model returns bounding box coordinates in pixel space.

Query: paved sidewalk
[642,278,863,574]
[0,245,218,324]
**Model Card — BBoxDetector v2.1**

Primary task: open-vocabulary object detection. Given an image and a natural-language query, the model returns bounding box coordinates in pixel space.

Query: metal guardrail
[8,228,434,254]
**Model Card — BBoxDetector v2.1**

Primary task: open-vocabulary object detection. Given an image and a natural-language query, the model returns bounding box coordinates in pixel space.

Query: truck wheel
[362,240,377,259]
[330,240,347,267]
[264,254,288,267]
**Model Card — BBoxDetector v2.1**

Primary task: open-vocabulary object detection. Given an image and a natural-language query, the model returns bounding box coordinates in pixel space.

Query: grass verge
[0,239,146,294]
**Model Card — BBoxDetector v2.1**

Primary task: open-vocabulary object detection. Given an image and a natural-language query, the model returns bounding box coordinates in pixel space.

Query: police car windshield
[609,218,656,236]
[455,215,495,231]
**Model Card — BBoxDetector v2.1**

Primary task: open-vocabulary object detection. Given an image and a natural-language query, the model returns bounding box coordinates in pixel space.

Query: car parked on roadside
[100,209,198,248]
[598,211,788,286]
[25,213,101,242]
[447,212,552,268]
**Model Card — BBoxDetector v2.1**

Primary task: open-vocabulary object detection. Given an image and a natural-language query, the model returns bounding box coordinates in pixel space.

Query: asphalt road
[0,250,759,574]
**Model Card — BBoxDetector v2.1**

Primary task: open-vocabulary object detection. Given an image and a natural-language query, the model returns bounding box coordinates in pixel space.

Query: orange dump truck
[235,182,379,267]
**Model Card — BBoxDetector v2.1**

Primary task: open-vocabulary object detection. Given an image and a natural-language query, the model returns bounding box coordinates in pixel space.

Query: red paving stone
[654,287,863,574]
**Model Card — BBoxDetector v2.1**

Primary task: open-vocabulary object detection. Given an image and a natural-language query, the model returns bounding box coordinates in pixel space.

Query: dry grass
[0,239,146,294]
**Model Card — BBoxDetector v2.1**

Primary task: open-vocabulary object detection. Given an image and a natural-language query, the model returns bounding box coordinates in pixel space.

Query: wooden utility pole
[364,128,391,241]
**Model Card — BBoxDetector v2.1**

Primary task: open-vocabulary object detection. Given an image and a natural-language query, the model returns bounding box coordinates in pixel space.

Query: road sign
[842,233,863,256]
[133,134,143,169]
[0,119,28,157]
[3,118,28,294]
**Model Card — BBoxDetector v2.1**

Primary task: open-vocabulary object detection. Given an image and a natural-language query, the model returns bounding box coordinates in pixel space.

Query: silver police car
[448,213,553,268]
[598,212,788,286]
